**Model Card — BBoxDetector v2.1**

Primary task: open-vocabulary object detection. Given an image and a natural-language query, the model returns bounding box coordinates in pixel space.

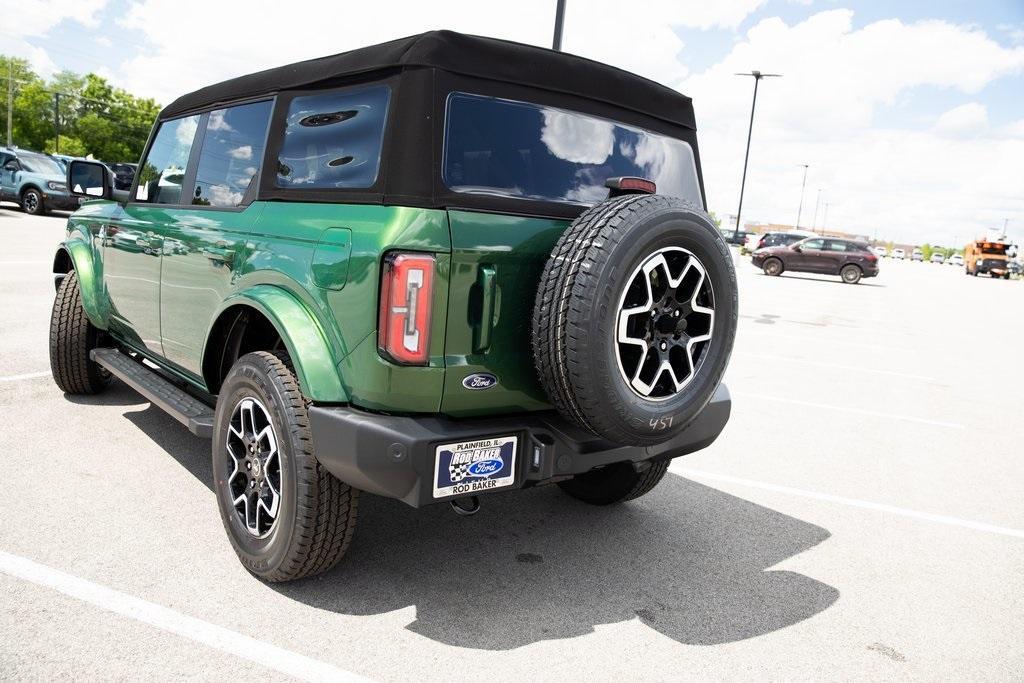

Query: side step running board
[90,348,216,438]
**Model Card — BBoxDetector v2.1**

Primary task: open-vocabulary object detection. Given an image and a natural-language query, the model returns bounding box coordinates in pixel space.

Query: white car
[912,248,924,261]
[892,248,906,260]
[930,252,945,264]
[871,246,888,257]
[949,254,963,267]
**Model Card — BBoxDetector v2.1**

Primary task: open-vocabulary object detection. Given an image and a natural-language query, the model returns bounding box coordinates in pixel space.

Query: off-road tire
[213,351,358,582]
[762,257,783,276]
[532,194,737,446]
[21,188,46,215]
[558,459,670,505]
[49,271,111,394]
[840,264,862,284]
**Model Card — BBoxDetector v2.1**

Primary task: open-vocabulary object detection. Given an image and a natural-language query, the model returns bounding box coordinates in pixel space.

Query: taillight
[866,253,878,263]
[378,252,435,365]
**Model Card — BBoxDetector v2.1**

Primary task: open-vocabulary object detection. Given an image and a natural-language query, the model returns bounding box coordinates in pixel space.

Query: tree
[0,55,161,162]
[707,210,723,229]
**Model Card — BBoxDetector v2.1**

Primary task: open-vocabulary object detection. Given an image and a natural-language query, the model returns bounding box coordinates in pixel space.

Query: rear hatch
[441,211,568,416]
[438,92,704,417]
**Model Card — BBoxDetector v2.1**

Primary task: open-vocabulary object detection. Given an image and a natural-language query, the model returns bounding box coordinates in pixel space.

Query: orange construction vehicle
[964,239,1010,278]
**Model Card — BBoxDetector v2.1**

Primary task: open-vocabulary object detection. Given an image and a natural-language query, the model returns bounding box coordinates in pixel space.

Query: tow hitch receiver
[450,496,481,516]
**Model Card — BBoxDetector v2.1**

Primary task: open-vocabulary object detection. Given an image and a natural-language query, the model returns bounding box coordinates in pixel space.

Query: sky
[4,0,1023,246]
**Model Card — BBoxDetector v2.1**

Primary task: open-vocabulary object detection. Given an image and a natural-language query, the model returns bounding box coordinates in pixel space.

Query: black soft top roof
[160,30,695,129]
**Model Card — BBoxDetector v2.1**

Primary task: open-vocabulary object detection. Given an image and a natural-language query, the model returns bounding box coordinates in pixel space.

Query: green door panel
[212,286,348,403]
[102,203,165,354]
[159,203,266,373]
[442,210,570,416]
[311,228,352,290]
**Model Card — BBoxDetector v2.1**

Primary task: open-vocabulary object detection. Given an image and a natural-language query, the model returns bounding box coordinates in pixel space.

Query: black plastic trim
[308,383,731,508]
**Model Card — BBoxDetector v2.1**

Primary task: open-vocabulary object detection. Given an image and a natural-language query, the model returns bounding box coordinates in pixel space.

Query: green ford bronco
[50,31,736,581]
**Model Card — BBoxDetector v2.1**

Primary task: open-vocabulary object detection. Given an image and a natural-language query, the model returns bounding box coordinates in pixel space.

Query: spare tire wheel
[532,195,737,445]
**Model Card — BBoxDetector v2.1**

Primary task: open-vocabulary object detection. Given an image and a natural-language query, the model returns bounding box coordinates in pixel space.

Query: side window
[825,240,848,252]
[192,100,273,207]
[275,85,390,189]
[135,115,200,204]
[802,239,824,250]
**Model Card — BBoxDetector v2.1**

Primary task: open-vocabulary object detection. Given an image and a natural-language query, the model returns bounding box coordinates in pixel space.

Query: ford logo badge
[462,373,498,390]
[467,458,503,476]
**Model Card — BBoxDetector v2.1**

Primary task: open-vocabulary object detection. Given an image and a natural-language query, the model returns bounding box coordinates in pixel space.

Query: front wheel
[213,351,358,582]
[840,264,862,284]
[762,257,783,276]
[49,271,110,394]
[559,460,670,505]
[22,188,46,215]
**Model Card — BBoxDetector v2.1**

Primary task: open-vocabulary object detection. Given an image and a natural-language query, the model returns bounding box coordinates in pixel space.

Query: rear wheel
[762,257,783,276]
[840,264,862,284]
[213,351,358,582]
[48,271,110,394]
[22,188,46,215]
[558,460,670,505]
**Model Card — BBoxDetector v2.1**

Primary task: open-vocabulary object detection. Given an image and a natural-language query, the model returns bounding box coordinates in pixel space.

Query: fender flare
[207,285,348,403]
[53,240,106,328]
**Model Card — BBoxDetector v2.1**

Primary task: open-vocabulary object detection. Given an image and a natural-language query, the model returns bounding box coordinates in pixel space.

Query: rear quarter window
[443,92,703,207]
[275,85,390,189]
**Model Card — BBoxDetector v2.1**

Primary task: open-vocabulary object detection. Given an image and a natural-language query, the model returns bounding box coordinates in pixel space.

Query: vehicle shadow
[768,273,885,288]
[93,380,840,650]
[275,477,839,650]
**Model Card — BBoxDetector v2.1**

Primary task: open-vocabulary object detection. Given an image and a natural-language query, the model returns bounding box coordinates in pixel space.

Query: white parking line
[0,550,370,682]
[0,371,51,383]
[673,467,1024,540]
[733,351,937,381]
[734,391,965,429]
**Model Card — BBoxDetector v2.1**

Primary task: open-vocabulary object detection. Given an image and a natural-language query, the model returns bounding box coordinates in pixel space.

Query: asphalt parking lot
[2,205,1022,680]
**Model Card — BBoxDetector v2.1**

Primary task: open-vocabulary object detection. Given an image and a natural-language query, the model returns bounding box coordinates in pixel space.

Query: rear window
[443,93,702,206]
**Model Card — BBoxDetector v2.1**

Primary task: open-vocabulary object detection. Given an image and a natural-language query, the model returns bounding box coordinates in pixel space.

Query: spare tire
[532,194,736,445]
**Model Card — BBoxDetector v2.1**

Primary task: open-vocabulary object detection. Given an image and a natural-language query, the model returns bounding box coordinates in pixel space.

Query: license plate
[433,436,517,499]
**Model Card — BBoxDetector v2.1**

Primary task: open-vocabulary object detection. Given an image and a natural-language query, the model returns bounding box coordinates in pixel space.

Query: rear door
[158,100,273,376]
[104,114,200,354]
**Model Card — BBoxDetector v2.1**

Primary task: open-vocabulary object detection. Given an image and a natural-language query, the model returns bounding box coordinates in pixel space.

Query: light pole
[6,57,12,148]
[823,201,829,234]
[812,188,823,233]
[552,0,567,51]
[733,70,781,242]
[795,163,808,229]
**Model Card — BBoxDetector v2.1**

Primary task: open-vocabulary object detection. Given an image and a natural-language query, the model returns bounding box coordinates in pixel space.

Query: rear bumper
[309,383,731,508]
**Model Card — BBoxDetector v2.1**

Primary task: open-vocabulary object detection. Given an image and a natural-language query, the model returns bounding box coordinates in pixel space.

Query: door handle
[472,265,497,353]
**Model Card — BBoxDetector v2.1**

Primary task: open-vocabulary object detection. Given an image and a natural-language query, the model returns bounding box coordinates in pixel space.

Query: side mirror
[68,160,112,199]
[792,245,803,252]
[3,160,18,171]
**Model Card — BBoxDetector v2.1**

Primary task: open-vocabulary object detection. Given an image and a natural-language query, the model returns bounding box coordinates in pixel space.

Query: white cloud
[5,0,107,36]
[2,0,107,79]
[112,0,766,104]
[933,102,988,136]
[682,10,1024,244]
[227,145,252,160]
